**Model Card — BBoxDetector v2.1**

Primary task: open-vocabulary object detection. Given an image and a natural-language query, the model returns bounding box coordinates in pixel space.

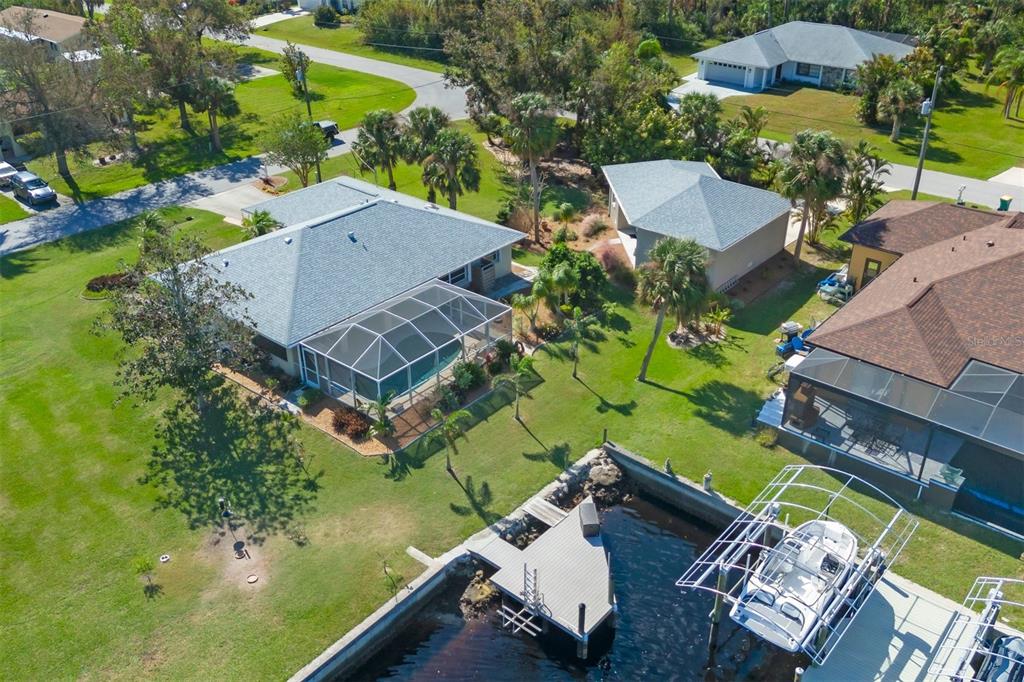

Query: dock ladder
[499,564,544,636]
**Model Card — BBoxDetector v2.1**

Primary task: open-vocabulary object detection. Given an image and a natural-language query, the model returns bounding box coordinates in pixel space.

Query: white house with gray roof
[603,160,792,291]
[693,21,915,91]
[208,183,523,402]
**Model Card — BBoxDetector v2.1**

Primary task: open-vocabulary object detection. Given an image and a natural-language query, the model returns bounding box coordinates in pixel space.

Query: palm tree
[241,210,281,239]
[353,109,403,190]
[191,76,241,153]
[777,129,849,261]
[510,291,542,336]
[987,46,1024,119]
[493,354,534,421]
[844,141,891,224]
[400,106,450,203]
[701,305,731,338]
[429,407,471,475]
[504,93,559,243]
[563,306,596,379]
[137,210,170,267]
[636,238,709,382]
[421,129,480,210]
[549,261,579,309]
[854,54,900,125]
[551,202,577,235]
[367,391,396,439]
[738,104,770,139]
[878,78,922,142]
[530,271,561,323]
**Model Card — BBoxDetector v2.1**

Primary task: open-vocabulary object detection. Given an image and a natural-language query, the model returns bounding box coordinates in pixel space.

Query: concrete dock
[465,496,615,647]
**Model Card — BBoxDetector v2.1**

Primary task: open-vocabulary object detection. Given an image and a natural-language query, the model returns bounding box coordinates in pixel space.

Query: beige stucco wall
[848,244,900,290]
[493,244,513,279]
[706,210,790,291]
[609,188,630,231]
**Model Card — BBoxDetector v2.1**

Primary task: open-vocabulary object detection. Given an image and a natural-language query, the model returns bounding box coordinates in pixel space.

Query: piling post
[602,427,607,443]
[794,667,805,681]
[607,552,618,627]
[577,603,588,658]
[706,566,728,664]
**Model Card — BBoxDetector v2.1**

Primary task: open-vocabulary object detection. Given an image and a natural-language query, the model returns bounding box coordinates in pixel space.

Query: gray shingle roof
[603,160,791,251]
[693,21,915,70]
[205,199,522,346]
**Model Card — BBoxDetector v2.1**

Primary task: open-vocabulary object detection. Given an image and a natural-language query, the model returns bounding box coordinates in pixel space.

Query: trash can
[998,195,1013,211]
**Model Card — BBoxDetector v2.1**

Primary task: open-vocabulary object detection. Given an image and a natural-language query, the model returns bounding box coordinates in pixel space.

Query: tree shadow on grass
[576,377,637,416]
[686,334,746,369]
[449,475,501,524]
[729,265,832,335]
[682,379,765,436]
[143,581,164,600]
[0,248,50,280]
[522,441,571,469]
[141,385,322,545]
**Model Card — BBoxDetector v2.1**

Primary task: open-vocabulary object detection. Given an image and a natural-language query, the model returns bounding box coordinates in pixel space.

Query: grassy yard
[25,46,415,201]
[2,197,1021,678]
[0,194,29,225]
[663,38,720,77]
[258,17,446,73]
[720,78,1024,180]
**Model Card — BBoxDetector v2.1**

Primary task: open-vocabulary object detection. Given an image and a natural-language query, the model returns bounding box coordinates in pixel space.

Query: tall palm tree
[504,93,559,243]
[563,306,596,379]
[636,238,709,382]
[421,129,480,210]
[530,271,561,323]
[878,78,923,142]
[844,140,891,224]
[738,104,770,139]
[191,76,240,153]
[400,106,450,203]
[429,407,471,475]
[987,46,1024,119]
[777,129,849,261]
[854,54,900,125]
[493,355,534,421]
[241,210,281,239]
[353,109,402,190]
[510,292,541,336]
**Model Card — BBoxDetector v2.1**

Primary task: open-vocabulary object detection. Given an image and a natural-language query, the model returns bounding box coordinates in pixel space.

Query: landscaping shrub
[332,404,371,440]
[494,338,518,364]
[595,245,637,291]
[582,215,609,238]
[357,0,443,49]
[85,272,138,292]
[434,383,462,412]
[552,226,578,243]
[297,387,323,411]
[452,360,486,392]
[754,425,778,448]
[539,243,607,310]
[313,4,339,26]
[535,323,560,341]
[264,376,280,392]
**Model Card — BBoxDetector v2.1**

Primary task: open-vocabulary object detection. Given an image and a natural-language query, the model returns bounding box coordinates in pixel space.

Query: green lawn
[663,38,720,77]
[2,196,1021,678]
[0,194,29,225]
[25,46,415,201]
[720,79,1024,179]
[258,17,446,73]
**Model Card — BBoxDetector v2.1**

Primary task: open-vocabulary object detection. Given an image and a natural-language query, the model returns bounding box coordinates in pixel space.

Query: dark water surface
[350,495,805,681]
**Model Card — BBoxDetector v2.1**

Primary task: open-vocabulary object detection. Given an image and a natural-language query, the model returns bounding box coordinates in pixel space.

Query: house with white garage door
[603,160,792,291]
[693,21,915,91]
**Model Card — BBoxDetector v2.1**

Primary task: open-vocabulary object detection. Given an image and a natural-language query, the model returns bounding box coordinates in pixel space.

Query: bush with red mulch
[85,272,139,292]
[332,404,371,440]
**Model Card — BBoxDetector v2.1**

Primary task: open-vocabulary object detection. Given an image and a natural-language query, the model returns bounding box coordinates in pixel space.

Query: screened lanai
[298,281,512,405]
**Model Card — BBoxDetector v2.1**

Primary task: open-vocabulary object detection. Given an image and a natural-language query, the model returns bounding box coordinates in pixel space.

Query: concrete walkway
[251,7,308,29]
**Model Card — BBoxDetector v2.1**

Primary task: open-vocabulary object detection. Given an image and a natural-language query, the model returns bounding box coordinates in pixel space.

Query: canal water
[350,494,805,681]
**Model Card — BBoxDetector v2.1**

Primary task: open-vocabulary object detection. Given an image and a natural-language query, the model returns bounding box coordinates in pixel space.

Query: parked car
[313,119,340,140]
[11,171,57,206]
[0,161,17,188]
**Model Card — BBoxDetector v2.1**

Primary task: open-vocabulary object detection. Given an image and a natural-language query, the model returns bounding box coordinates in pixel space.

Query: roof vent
[424,203,439,210]
[222,259,229,267]
[348,231,357,242]
[913,276,918,282]
[284,236,293,245]
[986,240,995,247]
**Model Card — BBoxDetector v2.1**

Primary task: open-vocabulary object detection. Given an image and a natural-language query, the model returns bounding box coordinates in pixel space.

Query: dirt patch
[195,526,273,601]
[254,175,288,195]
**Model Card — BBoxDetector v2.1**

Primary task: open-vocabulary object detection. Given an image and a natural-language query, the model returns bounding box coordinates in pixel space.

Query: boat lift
[675,465,919,667]
[927,576,1024,681]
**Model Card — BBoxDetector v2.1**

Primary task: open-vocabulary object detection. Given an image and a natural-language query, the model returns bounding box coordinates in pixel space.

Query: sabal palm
[191,76,240,153]
[878,78,922,142]
[429,407,471,473]
[401,106,450,202]
[421,129,480,210]
[504,93,558,243]
[777,129,848,260]
[549,261,579,308]
[241,210,280,239]
[510,292,541,335]
[844,141,890,224]
[530,271,561,322]
[563,306,596,379]
[636,238,709,382]
[493,354,534,421]
[987,46,1024,119]
[353,109,402,190]
[739,105,770,138]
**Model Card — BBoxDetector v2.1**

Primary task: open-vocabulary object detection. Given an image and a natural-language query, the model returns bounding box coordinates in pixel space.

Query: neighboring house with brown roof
[774,213,1024,538]
[0,6,91,60]
[839,201,1010,290]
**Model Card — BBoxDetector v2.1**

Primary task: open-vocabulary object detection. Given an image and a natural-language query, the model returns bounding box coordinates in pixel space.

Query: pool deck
[464,497,615,640]
[804,572,1023,681]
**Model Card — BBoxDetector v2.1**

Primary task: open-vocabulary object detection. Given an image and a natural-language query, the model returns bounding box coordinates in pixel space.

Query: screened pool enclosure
[298,281,512,405]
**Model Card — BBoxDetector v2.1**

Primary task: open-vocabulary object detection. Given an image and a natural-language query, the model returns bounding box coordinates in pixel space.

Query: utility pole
[911,65,944,200]
[296,68,322,185]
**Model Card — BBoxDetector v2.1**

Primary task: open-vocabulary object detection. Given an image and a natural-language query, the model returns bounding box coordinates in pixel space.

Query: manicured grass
[3,196,1021,678]
[0,194,29,224]
[258,16,446,73]
[663,38,720,77]
[24,46,415,201]
[720,78,1024,179]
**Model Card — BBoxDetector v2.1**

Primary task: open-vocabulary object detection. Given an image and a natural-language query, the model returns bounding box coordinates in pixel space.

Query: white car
[0,161,17,188]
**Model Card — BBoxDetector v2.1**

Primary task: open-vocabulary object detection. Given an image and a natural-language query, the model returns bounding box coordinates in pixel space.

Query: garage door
[703,61,747,86]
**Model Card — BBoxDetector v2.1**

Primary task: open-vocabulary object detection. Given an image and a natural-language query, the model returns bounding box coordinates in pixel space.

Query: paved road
[885,163,1022,208]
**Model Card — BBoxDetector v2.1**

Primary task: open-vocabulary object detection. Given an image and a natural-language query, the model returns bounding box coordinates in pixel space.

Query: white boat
[729,519,859,652]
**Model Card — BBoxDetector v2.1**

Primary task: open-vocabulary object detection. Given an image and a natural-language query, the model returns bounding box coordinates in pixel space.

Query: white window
[796,63,821,78]
[446,265,470,285]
